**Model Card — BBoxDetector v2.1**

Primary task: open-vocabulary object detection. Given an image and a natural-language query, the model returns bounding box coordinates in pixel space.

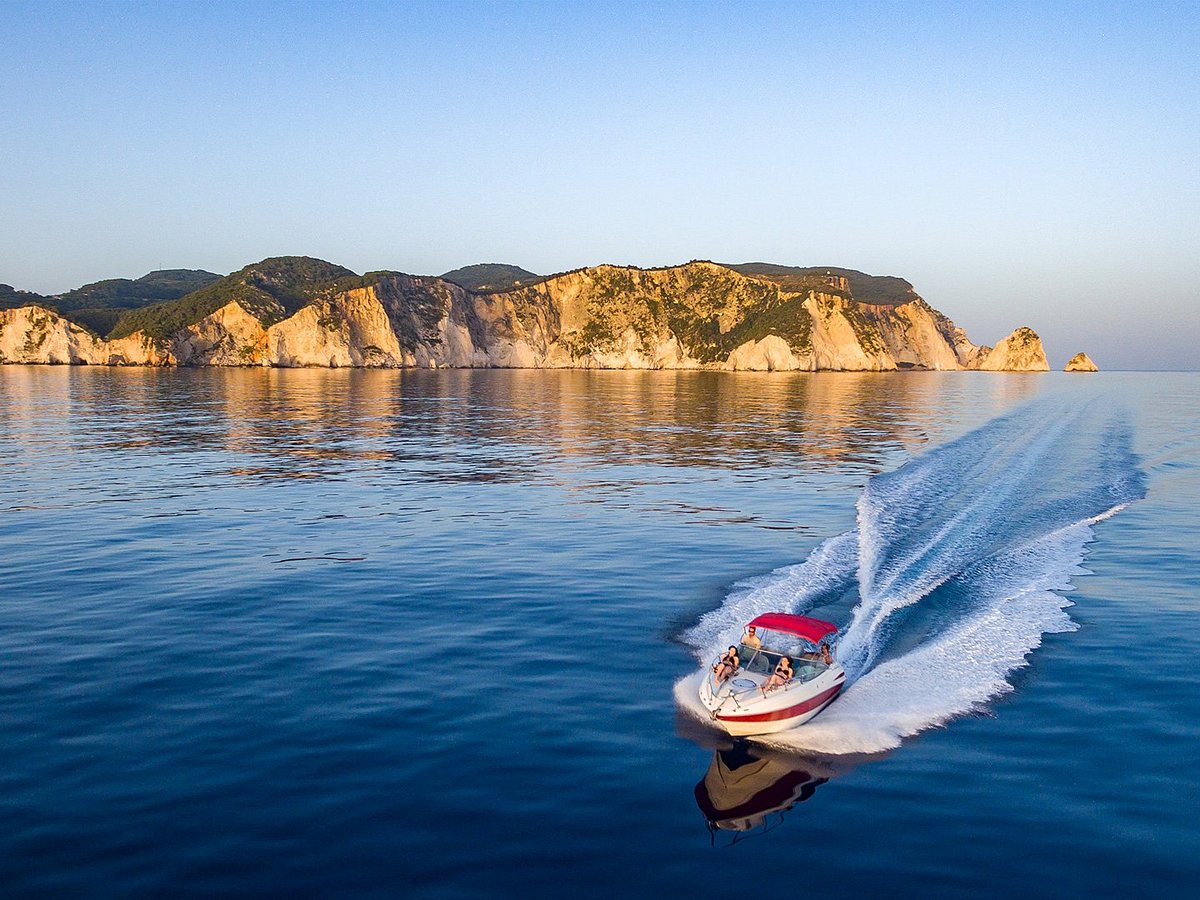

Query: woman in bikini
[713,645,740,683]
[763,655,793,692]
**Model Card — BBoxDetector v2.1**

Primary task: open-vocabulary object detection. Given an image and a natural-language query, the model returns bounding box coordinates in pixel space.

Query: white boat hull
[698,664,846,737]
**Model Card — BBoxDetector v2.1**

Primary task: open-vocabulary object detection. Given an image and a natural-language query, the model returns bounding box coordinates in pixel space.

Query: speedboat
[698,613,845,736]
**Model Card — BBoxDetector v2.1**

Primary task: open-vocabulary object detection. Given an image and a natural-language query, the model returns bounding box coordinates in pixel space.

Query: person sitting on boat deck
[741,626,761,652]
[762,655,793,692]
[713,646,740,683]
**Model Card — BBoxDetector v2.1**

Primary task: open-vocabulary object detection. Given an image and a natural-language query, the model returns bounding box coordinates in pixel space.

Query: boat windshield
[739,644,830,682]
[738,628,835,682]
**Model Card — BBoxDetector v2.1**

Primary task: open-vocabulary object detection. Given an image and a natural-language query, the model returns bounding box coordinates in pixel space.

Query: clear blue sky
[2,1,1197,368]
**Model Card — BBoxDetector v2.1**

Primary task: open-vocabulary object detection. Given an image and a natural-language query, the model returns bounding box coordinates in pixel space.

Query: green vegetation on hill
[723,293,815,355]
[729,263,916,305]
[0,284,49,310]
[107,257,387,340]
[441,263,542,293]
[67,308,124,336]
[54,269,221,313]
[3,270,222,336]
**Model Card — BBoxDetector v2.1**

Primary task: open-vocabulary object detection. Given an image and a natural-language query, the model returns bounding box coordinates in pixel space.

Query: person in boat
[713,646,740,683]
[763,655,793,692]
[800,642,836,665]
[741,625,761,651]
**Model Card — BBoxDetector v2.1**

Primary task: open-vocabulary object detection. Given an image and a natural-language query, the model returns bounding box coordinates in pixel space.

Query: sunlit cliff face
[973,326,1051,373]
[0,263,1060,372]
[1064,352,1099,372]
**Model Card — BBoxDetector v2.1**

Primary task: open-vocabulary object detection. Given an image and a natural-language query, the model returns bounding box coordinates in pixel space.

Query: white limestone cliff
[0,307,103,364]
[725,335,805,371]
[0,264,1069,374]
[0,306,166,365]
[173,302,270,366]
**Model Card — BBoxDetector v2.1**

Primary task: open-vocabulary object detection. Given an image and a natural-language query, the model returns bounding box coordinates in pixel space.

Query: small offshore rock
[1064,352,1099,372]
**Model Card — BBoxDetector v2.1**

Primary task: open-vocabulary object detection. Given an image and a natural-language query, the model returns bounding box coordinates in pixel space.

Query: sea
[0,367,1196,898]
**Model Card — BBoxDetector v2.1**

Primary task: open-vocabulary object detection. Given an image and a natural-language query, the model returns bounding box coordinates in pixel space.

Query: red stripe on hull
[715,683,843,723]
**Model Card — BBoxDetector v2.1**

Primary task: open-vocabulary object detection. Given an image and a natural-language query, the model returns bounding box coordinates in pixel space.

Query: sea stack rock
[975,326,1050,372]
[1064,352,1099,372]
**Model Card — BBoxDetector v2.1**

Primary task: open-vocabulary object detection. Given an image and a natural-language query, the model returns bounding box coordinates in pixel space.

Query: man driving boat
[741,625,761,651]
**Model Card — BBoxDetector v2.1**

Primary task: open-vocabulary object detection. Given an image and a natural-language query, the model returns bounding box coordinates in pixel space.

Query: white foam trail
[837,398,1142,678]
[845,419,1068,660]
[839,403,1084,676]
[676,397,1144,756]
[676,519,1099,755]
[758,519,1097,754]
[681,531,857,659]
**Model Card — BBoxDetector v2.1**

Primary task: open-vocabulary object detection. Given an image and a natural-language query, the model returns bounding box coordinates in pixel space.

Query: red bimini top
[747,613,839,644]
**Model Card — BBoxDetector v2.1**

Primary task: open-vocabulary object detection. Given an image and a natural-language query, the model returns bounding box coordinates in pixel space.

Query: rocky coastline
[0,258,1078,372]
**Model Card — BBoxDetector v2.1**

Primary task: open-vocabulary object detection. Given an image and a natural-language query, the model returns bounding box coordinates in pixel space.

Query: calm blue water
[1,368,1196,897]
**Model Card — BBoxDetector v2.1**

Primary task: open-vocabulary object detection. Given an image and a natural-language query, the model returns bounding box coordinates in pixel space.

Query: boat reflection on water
[679,712,884,844]
[691,744,840,844]
[694,742,831,839]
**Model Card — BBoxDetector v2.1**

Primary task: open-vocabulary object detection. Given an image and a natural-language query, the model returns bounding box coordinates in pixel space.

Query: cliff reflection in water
[0,367,1042,486]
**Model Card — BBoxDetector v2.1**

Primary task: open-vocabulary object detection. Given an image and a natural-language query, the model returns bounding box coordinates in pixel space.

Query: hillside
[107,258,390,339]
[54,269,221,312]
[0,284,49,310]
[728,263,918,306]
[441,263,541,292]
[1,269,221,337]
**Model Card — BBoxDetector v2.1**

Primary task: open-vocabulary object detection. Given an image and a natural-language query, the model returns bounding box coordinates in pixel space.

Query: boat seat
[795,663,821,681]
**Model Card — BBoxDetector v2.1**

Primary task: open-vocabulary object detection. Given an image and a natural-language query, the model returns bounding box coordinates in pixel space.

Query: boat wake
[676,395,1146,755]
